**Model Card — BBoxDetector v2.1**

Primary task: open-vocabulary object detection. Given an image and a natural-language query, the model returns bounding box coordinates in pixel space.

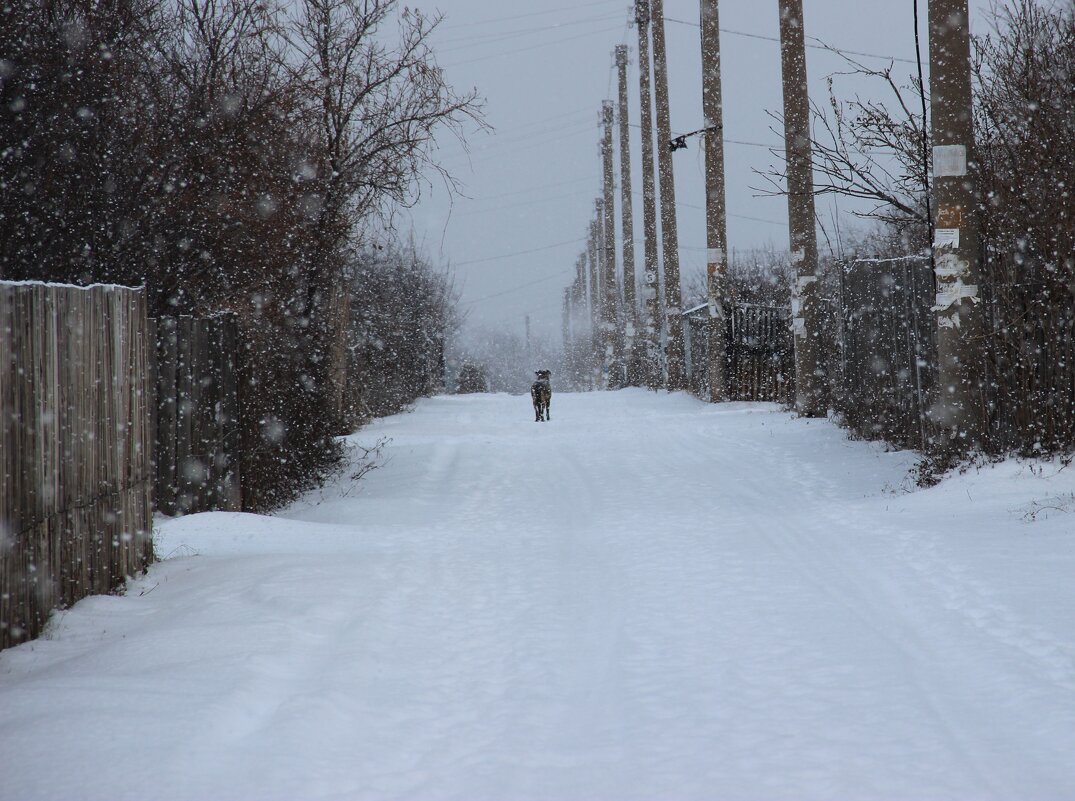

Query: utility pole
[562,288,571,359]
[594,200,610,385]
[701,0,729,403]
[928,0,984,446]
[588,214,601,386]
[778,0,825,416]
[575,251,587,308]
[616,44,640,386]
[525,314,532,366]
[635,0,663,389]
[573,252,587,382]
[601,100,621,387]
[650,0,686,389]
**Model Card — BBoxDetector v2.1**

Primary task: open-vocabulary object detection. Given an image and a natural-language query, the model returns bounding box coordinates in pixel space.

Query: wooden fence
[152,315,242,516]
[685,304,794,403]
[1,282,154,650]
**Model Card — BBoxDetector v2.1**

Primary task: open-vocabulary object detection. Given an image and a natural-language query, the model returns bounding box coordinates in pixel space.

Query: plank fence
[151,314,242,516]
[685,304,794,404]
[1,282,154,650]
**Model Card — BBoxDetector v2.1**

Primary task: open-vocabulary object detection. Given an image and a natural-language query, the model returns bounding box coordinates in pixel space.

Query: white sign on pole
[933,145,967,178]
[934,228,960,249]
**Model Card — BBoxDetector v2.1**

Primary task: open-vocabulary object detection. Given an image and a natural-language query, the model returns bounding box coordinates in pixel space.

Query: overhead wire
[455,174,599,203]
[661,16,918,65]
[452,188,599,217]
[458,123,599,165]
[451,236,587,269]
[432,120,598,168]
[628,120,780,151]
[442,24,625,70]
[466,269,577,305]
[444,7,825,313]
[431,105,597,162]
[438,0,622,31]
[435,12,625,53]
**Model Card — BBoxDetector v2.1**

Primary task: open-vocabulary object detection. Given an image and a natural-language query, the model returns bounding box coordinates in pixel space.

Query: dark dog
[530,369,551,422]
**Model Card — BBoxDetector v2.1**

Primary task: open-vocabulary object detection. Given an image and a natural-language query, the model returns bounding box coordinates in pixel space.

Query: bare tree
[0,0,162,284]
[973,0,1075,272]
[972,0,1075,452]
[285,0,484,427]
[757,51,931,242]
[346,237,459,421]
[1,0,481,509]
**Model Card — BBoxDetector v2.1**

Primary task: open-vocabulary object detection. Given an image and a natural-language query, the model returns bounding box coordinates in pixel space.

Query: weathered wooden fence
[152,315,242,516]
[685,304,794,403]
[1,282,154,650]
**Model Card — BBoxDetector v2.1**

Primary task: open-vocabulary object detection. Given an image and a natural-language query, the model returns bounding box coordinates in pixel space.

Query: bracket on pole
[668,123,722,152]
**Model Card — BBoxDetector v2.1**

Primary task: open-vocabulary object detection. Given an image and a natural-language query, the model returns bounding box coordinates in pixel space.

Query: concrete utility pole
[588,216,601,385]
[777,0,825,416]
[575,251,587,309]
[650,0,686,389]
[701,0,729,403]
[525,314,532,366]
[635,0,663,388]
[615,44,640,386]
[601,100,621,387]
[928,0,984,446]
[562,288,571,359]
[594,199,611,384]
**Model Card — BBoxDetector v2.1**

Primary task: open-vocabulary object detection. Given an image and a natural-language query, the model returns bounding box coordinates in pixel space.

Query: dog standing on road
[531,369,551,422]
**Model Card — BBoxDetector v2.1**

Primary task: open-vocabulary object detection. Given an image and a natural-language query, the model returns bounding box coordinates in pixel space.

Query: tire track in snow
[753,435,1075,798]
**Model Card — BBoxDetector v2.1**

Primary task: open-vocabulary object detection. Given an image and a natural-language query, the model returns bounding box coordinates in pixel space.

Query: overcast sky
[402,0,993,343]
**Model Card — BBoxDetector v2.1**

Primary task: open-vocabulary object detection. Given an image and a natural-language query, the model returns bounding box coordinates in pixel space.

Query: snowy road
[3,390,1075,800]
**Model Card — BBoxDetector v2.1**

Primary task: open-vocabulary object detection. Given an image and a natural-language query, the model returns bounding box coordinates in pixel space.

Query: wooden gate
[685,303,794,403]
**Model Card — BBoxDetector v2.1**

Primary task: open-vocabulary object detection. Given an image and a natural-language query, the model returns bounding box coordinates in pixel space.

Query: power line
[466,269,576,305]
[452,236,586,268]
[436,12,624,53]
[439,0,621,31]
[446,123,598,167]
[662,16,917,65]
[432,123,599,170]
[492,103,597,134]
[470,118,595,151]
[456,173,599,203]
[442,24,624,69]
[626,189,786,226]
[452,188,597,217]
[432,106,597,161]
[628,120,780,150]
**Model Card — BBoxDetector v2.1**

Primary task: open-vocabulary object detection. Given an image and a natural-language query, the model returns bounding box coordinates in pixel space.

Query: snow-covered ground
[3,389,1075,800]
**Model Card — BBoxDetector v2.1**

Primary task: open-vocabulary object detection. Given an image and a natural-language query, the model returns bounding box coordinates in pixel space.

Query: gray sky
[403,0,992,343]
